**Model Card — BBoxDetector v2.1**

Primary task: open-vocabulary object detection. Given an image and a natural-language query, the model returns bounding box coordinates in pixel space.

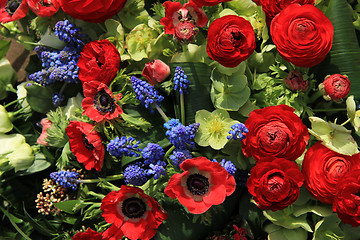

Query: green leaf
[104,19,125,54]
[20,153,52,175]
[0,40,11,59]
[313,214,344,240]
[25,84,54,113]
[23,203,54,237]
[225,0,257,16]
[53,200,83,214]
[341,222,360,240]
[265,223,308,240]
[121,112,152,132]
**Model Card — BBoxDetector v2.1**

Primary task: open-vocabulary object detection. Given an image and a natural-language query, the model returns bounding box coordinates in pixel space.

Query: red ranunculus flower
[66,121,105,171]
[242,105,309,161]
[27,0,59,17]
[160,1,208,35]
[270,4,333,68]
[73,228,102,240]
[320,74,351,101]
[142,59,170,85]
[247,157,304,211]
[82,81,123,123]
[190,0,231,6]
[164,157,236,214]
[284,70,308,92]
[302,142,360,205]
[101,185,168,240]
[206,15,256,68]
[77,39,121,86]
[333,169,360,227]
[260,0,314,25]
[0,0,28,23]
[37,118,52,146]
[58,0,127,23]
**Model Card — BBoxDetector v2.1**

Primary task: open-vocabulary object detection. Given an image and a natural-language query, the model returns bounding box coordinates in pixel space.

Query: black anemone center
[82,134,94,150]
[93,89,115,114]
[6,0,21,15]
[186,173,209,196]
[122,197,146,219]
[40,0,51,7]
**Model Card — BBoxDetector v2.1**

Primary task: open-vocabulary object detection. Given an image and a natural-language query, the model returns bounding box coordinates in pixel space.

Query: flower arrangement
[0,0,360,239]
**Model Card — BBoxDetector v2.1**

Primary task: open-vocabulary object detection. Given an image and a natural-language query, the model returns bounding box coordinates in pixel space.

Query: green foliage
[103,19,125,54]
[25,84,54,113]
[0,40,11,59]
[46,108,69,148]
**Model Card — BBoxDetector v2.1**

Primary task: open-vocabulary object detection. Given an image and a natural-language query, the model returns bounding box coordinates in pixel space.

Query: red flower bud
[320,74,350,101]
[142,59,170,85]
[284,70,308,92]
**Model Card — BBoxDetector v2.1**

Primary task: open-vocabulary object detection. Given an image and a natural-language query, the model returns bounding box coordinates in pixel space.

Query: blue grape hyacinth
[107,136,141,158]
[123,163,148,186]
[50,170,79,190]
[173,66,190,94]
[227,123,248,141]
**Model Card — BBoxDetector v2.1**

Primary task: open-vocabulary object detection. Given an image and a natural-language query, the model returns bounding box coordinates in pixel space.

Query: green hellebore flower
[346,95,360,134]
[0,105,13,133]
[195,109,239,150]
[0,58,17,100]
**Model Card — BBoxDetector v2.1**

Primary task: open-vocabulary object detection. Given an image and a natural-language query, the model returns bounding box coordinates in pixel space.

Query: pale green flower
[195,109,238,150]
[62,93,84,120]
[0,105,13,133]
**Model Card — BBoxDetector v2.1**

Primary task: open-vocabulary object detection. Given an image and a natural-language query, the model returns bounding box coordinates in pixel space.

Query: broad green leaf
[20,153,52,175]
[218,8,238,17]
[346,95,360,133]
[53,200,83,214]
[265,224,308,240]
[308,116,359,155]
[171,44,207,63]
[25,84,54,113]
[341,222,360,240]
[225,0,257,16]
[0,40,11,59]
[238,99,259,117]
[104,19,125,54]
[248,51,275,73]
[264,208,313,232]
[117,0,149,30]
[121,112,152,132]
[313,214,344,240]
[126,24,158,61]
[23,204,54,237]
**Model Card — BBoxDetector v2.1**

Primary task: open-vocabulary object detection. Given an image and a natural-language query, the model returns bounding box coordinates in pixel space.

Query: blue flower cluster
[50,170,79,190]
[142,143,165,165]
[169,149,192,168]
[131,76,164,113]
[123,163,148,186]
[107,136,141,158]
[52,92,64,107]
[173,66,190,94]
[227,123,248,141]
[29,20,89,86]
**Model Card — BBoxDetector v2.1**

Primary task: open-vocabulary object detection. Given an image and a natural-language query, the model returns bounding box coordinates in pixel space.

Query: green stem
[87,191,106,200]
[341,118,351,126]
[5,84,17,94]
[154,103,169,122]
[180,93,185,124]
[312,108,346,112]
[59,83,68,94]
[4,97,26,108]
[308,90,324,103]
[164,145,176,166]
[78,174,123,184]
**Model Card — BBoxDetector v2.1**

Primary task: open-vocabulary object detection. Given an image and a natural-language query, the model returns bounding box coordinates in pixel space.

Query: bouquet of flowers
[1,0,360,239]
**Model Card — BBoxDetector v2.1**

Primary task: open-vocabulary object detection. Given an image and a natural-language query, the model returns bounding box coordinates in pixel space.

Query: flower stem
[4,97,26,108]
[312,108,346,112]
[180,93,185,124]
[341,118,351,126]
[164,145,176,166]
[154,103,169,122]
[77,174,123,183]
[59,82,68,94]
[308,90,323,103]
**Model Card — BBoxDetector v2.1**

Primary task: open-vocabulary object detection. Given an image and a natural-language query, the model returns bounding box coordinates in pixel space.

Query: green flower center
[209,114,225,135]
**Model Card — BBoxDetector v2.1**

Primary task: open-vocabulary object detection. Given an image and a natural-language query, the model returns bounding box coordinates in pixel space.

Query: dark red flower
[320,74,351,101]
[101,185,168,240]
[260,0,314,25]
[206,15,256,68]
[160,1,208,35]
[82,81,123,123]
[77,39,121,86]
[302,142,360,204]
[142,59,170,85]
[333,169,360,227]
[0,0,28,23]
[284,70,308,92]
[242,105,309,161]
[27,0,59,17]
[58,0,127,23]
[66,121,105,171]
[164,157,236,214]
[247,157,304,211]
[270,4,333,68]
[73,228,102,240]
[190,0,231,7]
[174,20,198,43]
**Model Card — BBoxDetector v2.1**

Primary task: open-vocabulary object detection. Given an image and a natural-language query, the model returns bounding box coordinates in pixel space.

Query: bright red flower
[77,39,121,86]
[37,118,52,146]
[164,157,236,214]
[0,0,28,23]
[302,142,360,204]
[242,105,309,161]
[190,0,231,7]
[58,0,127,23]
[270,4,333,68]
[27,0,59,17]
[320,74,351,101]
[247,157,304,211]
[206,15,256,68]
[333,169,360,227]
[66,121,105,171]
[160,1,208,35]
[101,185,168,240]
[82,81,123,123]
[142,59,170,86]
[73,228,102,240]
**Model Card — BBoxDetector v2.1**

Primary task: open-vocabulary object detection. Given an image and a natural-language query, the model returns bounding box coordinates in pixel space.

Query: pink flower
[142,59,170,85]
[37,118,52,146]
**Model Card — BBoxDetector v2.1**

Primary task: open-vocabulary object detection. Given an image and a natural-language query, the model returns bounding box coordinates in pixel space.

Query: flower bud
[0,105,13,133]
[319,74,350,101]
[37,118,52,146]
[142,59,171,85]
[283,70,308,92]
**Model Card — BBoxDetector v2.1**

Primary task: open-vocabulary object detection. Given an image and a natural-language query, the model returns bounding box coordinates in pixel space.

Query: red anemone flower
[0,0,28,23]
[101,185,168,240]
[27,0,59,17]
[73,228,102,240]
[82,81,123,123]
[164,157,236,214]
[66,121,105,171]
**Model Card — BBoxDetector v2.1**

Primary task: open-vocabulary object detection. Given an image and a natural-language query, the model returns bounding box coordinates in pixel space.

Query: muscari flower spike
[173,66,190,94]
[52,92,64,107]
[163,118,181,131]
[107,136,141,158]
[142,143,165,165]
[131,76,164,113]
[49,170,79,190]
[227,123,248,141]
[166,122,200,149]
[170,149,192,168]
[123,163,148,186]
[219,159,237,176]
[146,161,167,180]
[54,20,90,50]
